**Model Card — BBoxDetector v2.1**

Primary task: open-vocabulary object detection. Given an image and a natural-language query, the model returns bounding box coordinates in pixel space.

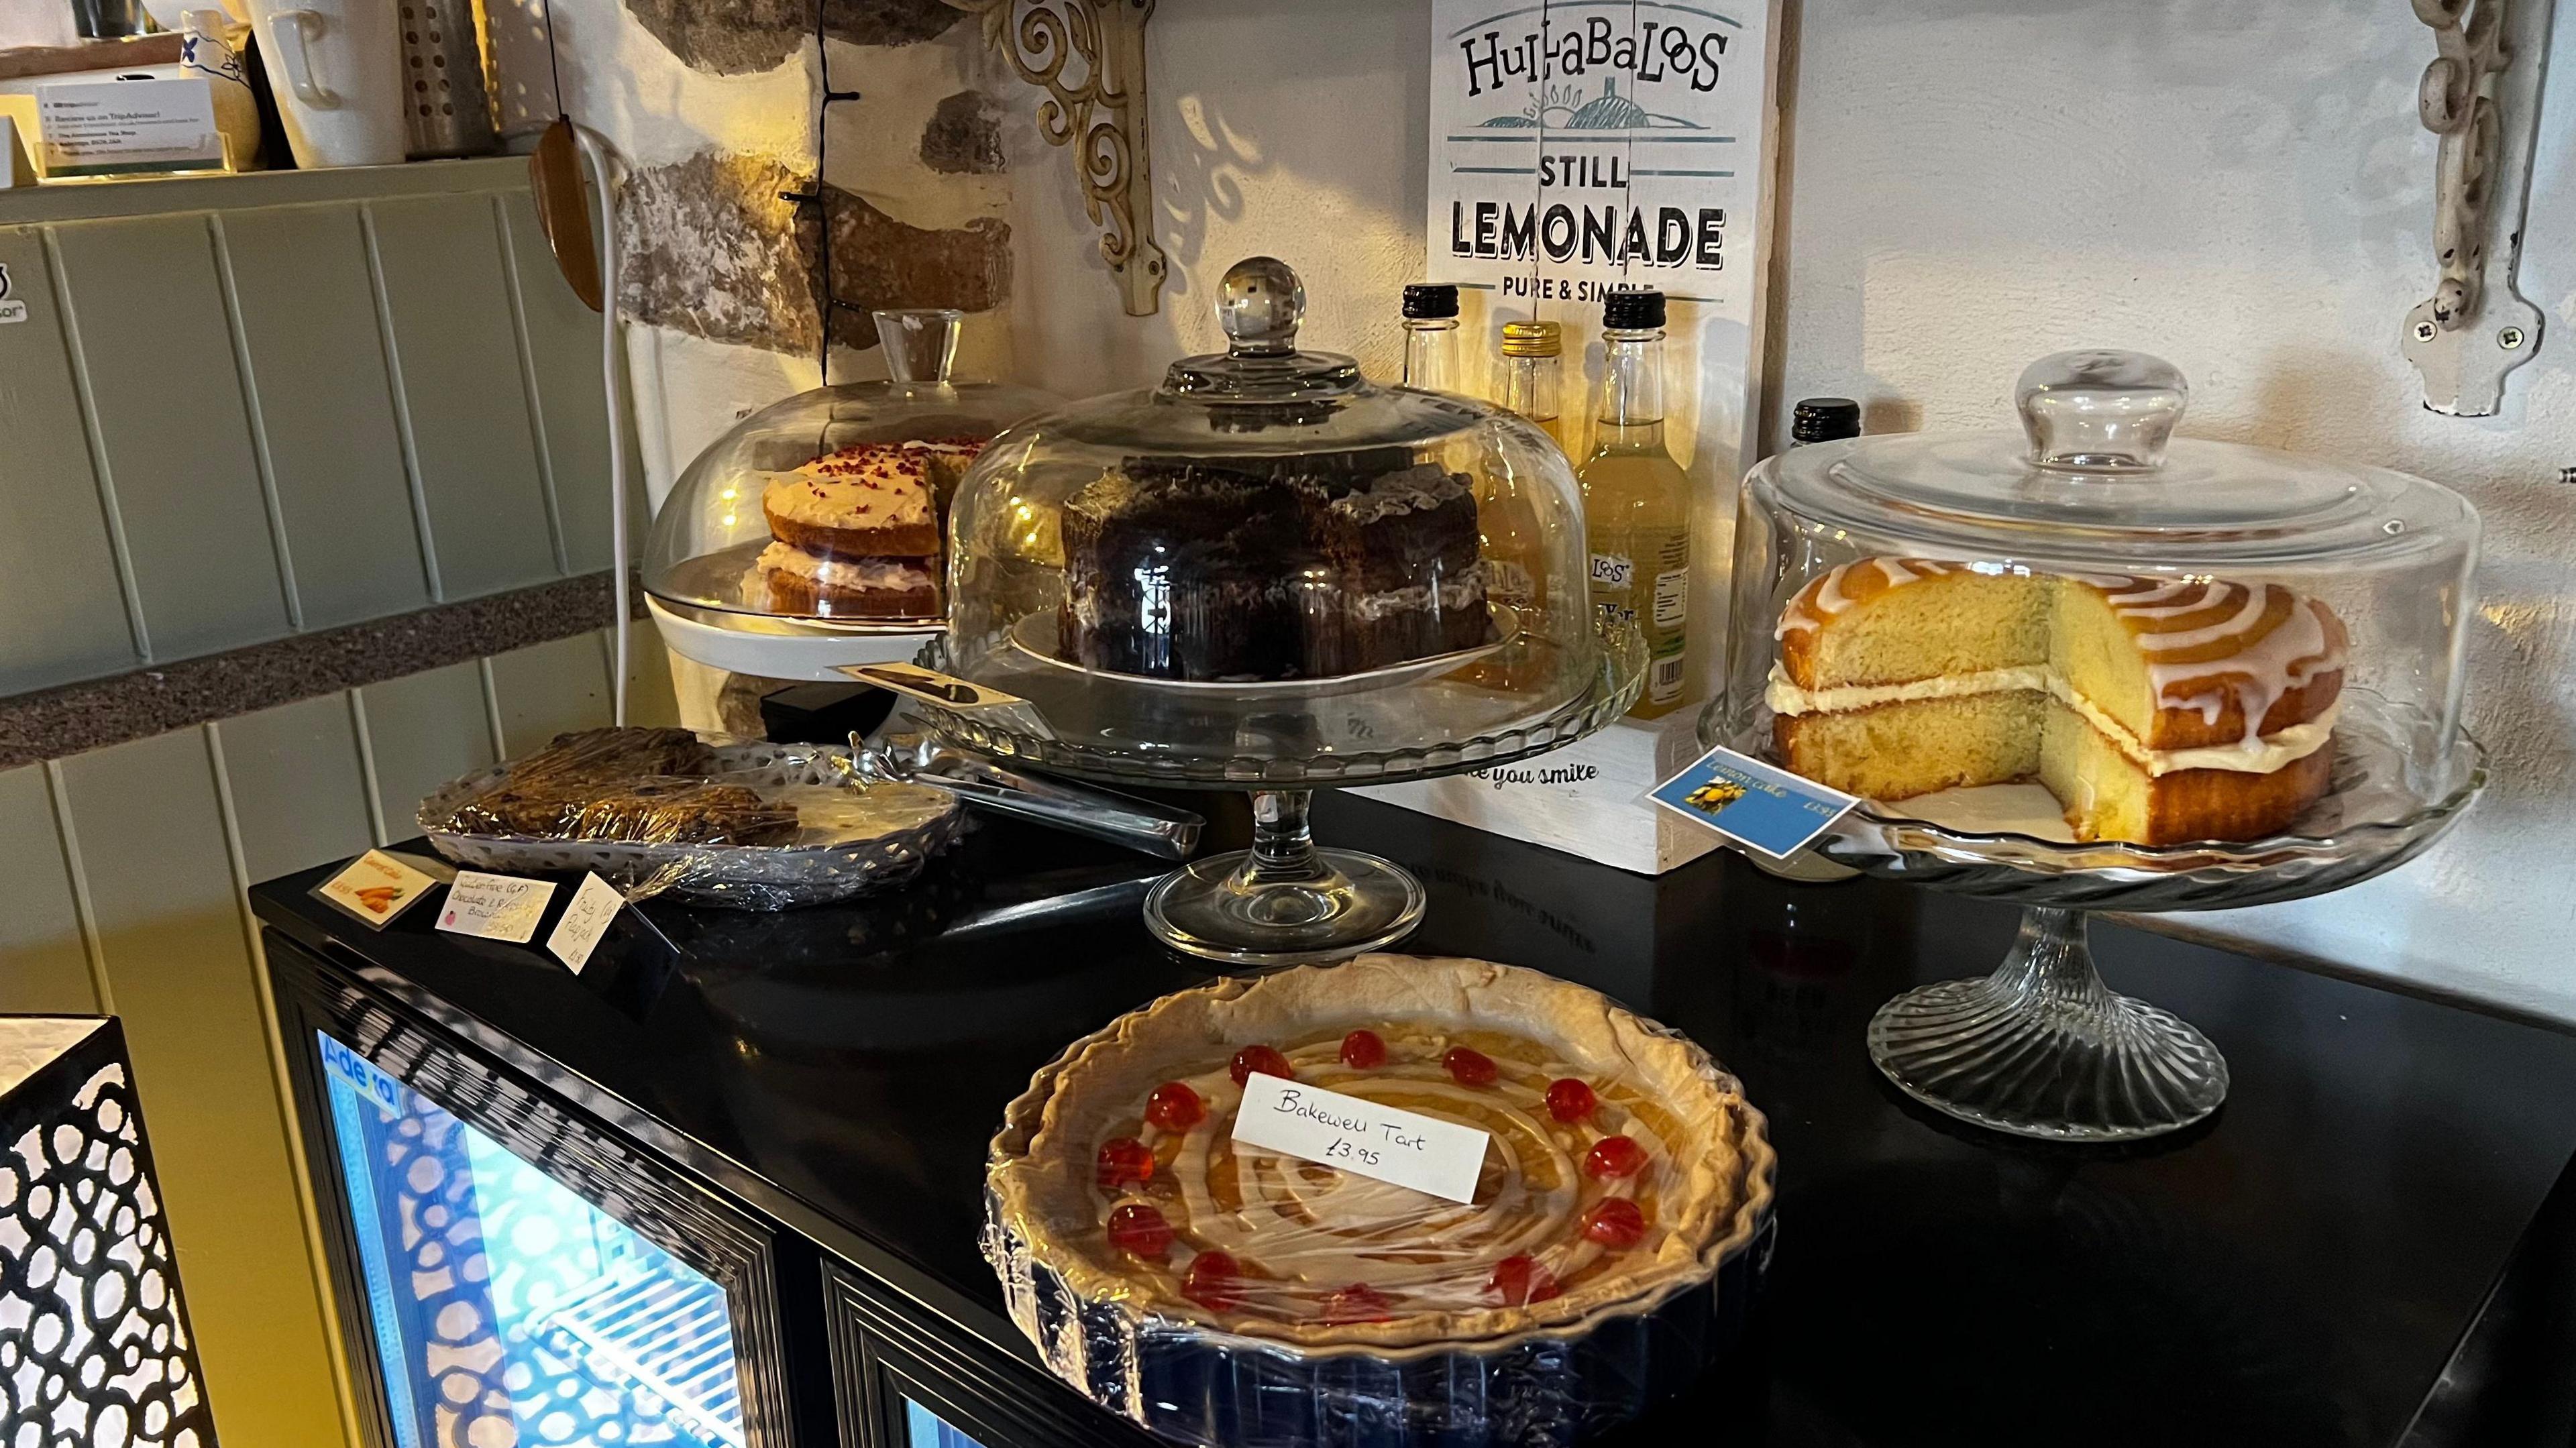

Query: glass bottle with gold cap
[1578,289,1690,718]
[1460,317,1563,686]
[1497,319,1574,457]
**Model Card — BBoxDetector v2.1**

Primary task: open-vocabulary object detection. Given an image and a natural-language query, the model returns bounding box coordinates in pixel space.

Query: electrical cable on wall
[781,8,863,389]
[529,0,633,724]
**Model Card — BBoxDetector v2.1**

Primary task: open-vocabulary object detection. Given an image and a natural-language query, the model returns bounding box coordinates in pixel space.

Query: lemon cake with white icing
[1768,557,2347,845]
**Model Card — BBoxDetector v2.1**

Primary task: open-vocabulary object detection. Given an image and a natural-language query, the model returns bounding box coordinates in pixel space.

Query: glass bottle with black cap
[1792,396,1861,446]
[1399,283,1460,391]
[1743,394,1868,881]
[1578,288,1691,717]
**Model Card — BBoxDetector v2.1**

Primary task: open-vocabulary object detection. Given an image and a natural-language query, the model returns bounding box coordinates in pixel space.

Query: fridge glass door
[317,1029,747,1448]
[900,1398,995,1448]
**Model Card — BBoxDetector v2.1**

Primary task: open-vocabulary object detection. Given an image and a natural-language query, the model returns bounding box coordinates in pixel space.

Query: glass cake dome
[1707,349,2484,1144]
[1717,349,2480,812]
[941,256,1614,765]
[924,257,1639,966]
[643,309,1062,643]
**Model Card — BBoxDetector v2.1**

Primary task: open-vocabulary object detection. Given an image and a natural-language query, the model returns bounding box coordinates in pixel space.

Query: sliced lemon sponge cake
[1768,559,2347,844]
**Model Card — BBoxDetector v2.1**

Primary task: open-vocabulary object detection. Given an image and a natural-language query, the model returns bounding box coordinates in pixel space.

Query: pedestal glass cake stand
[1710,349,2485,1139]
[926,257,1629,967]
[917,622,1644,966]
[1781,699,2484,1141]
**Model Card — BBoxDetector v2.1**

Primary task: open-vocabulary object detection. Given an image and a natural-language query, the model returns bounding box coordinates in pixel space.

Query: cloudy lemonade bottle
[1577,288,1689,717]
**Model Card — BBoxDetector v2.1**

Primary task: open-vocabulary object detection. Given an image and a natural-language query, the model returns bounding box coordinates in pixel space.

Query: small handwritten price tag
[1231,1073,1489,1205]
[1648,744,1860,859]
[435,872,556,945]
[313,850,443,929]
[545,873,627,974]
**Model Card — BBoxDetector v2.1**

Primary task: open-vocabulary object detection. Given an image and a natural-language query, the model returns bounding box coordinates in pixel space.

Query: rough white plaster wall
[1007,0,1432,392]
[1011,0,2576,1019]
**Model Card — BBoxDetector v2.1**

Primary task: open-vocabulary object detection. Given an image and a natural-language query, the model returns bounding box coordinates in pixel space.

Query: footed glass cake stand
[914,624,1645,967]
[1774,695,2485,1141]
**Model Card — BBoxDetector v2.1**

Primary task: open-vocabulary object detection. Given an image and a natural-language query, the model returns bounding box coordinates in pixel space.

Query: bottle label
[1648,653,1686,704]
[1486,558,1536,606]
[1652,569,1688,630]
[1589,553,1634,590]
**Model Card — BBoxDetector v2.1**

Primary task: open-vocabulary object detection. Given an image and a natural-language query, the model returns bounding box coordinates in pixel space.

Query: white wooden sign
[1430,1,1770,309]
[1387,0,1784,874]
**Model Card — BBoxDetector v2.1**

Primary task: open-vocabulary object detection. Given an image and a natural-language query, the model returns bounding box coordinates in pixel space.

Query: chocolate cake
[1057,453,1489,681]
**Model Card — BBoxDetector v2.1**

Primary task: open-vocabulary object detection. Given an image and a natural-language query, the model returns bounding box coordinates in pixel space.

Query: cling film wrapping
[418,729,964,910]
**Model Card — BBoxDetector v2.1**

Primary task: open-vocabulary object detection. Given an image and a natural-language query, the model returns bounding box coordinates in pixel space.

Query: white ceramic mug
[244,0,403,167]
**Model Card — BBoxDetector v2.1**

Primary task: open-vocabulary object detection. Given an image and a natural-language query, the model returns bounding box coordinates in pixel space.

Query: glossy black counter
[251,797,2576,1447]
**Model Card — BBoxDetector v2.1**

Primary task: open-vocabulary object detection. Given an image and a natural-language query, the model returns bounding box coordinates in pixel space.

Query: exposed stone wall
[616,154,1013,358]
[621,0,967,76]
[608,7,1018,369]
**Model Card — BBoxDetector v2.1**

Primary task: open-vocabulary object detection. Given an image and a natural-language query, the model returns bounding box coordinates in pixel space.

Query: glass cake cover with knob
[927,258,1641,966]
[641,309,1061,679]
[1711,349,2483,1142]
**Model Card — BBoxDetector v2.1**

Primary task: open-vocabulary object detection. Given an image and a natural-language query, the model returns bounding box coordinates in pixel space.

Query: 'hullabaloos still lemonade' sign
[1366,2,1779,875]
[1427,0,1773,308]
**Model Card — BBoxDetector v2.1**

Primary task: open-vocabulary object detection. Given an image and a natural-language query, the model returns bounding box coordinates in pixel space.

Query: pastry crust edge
[986,953,1777,1354]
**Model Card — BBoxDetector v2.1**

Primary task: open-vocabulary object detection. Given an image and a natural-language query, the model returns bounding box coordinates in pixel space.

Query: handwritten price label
[435,871,555,945]
[1231,1073,1489,1204]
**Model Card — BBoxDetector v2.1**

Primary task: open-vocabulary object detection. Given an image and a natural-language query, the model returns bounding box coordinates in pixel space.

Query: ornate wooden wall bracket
[945,0,1166,316]
[2400,0,2555,416]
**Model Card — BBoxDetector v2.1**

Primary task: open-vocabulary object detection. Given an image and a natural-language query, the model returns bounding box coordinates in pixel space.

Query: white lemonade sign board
[1432,1,1766,311]
[1371,0,1782,874]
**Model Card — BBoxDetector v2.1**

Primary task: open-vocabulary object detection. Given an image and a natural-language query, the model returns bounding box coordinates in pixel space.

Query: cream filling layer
[1765,663,2340,777]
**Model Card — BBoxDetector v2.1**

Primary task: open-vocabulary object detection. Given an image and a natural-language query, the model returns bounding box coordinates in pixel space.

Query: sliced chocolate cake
[1057,452,1489,681]
[1316,463,1491,671]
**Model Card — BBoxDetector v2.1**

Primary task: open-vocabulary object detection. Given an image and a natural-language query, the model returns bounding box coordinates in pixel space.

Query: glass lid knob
[875,308,963,385]
[1219,256,1305,357]
[2015,349,2188,472]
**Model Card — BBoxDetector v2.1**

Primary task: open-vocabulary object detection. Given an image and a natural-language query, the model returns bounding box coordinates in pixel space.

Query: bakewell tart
[985,955,1775,1447]
[1767,557,2348,844]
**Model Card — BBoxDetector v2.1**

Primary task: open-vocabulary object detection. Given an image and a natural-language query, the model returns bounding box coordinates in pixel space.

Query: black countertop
[252,797,2576,1447]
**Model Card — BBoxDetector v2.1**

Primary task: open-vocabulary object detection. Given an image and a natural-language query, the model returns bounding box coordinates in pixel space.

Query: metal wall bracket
[945,0,1167,317]
[2402,0,2556,416]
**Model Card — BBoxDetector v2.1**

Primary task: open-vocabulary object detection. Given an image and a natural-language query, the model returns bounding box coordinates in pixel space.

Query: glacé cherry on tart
[990,955,1773,1351]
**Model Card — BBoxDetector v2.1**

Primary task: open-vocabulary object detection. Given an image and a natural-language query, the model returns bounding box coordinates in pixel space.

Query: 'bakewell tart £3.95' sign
[1426,0,1777,309]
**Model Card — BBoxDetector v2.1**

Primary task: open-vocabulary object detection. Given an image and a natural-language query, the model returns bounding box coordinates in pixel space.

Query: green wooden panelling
[498,192,647,576]
[0,227,142,693]
[487,631,615,756]
[215,694,375,883]
[356,661,496,836]
[619,629,684,728]
[368,194,560,598]
[48,215,291,658]
[217,208,431,629]
[53,728,347,1448]
[0,765,98,1015]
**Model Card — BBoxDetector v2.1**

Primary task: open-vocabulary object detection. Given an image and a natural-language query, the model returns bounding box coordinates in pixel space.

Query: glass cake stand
[924,256,1638,968]
[914,622,1644,967]
[1729,693,2485,1141]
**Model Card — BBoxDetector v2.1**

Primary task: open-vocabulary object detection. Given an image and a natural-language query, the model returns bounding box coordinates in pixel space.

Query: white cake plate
[647,596,942,683]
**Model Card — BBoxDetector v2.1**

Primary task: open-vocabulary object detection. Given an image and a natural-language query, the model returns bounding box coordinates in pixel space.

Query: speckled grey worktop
[0,573,637,770]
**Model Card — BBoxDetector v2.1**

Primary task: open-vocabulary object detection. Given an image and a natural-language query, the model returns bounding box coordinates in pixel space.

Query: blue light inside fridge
[902,1399,993,1448]
[319,1030,745,1448]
